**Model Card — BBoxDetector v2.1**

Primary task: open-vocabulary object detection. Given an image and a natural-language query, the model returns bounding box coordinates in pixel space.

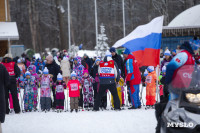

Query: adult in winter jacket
[110,47,125,78]
[0,64,9,131]
[83,54,93,73]
[155,41,195,133]
[93,52,120,111]
[90,58,101,100]
[1,54,21,114]
[123,49,141,109]
[45,55,62,108]
[60,57,71,84]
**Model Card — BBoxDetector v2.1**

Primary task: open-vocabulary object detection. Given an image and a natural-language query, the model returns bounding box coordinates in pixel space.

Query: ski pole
[38,88,41,112]
[125,86,129,107]
[140,85,145,106]
[19,88,23,113]
[67,89,69,111]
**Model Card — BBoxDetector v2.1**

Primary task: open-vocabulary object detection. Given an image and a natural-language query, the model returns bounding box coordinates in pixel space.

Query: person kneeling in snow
[67,72,81,113]
[53,73,66,113]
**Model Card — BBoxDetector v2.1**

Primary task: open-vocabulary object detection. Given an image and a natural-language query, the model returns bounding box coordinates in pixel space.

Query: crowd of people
[0,39,200,119]
[0,47,143,116]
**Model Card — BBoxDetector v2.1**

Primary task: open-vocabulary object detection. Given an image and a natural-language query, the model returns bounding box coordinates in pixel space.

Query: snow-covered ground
[1,86,157,133]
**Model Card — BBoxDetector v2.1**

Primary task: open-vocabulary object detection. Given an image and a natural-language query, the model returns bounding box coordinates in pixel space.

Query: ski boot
[128,106,137,109]
[75,109,78,113]
[145,105,150,110]
[70,109,74,113]
[10,109,14,113]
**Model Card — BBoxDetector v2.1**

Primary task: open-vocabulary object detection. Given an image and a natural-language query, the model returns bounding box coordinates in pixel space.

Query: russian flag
[113,16,164,67]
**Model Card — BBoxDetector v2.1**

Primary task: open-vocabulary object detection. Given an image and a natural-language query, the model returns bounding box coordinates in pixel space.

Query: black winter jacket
[45,60,62,82]
[112,53,125,78]
[0,64,9,123]
[84,57,93,73]
[90,64,99,79]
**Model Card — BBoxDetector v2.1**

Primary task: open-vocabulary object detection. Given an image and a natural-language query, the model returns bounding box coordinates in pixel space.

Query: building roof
[168,4,200,27]
[0,22,19,40]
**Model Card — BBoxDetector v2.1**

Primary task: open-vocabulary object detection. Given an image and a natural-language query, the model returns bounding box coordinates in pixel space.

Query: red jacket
[1,62,15,76]
[67,79,80,97]
[172,50,195,89]
[125,54,141,85]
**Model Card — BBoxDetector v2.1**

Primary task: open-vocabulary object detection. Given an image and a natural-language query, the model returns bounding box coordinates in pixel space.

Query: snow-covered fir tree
[68,44,79,57]
[95,24,109,57]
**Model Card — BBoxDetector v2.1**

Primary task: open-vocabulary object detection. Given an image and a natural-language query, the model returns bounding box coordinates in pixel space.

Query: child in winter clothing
[159,66,166,101]
[80,69,94,109]
[40,67,53,112]
[20,71,36,112]
[67,72,81,113]
[53,73,67,112]
[73,57,85,81]
[28,65,39,111]
[145,66,157,107]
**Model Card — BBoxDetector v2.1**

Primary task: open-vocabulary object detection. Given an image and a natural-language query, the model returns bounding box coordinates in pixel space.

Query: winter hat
[17,59,21,63]
[123,49,130,55]
[162,66,166,73]
[74,57,78,61]
[25,71,31,77]
[105,51,112,57]
[109,47,116,53]
[172,49,176,53]
[57,73,63,81]
[28,65,36,74]
[144,69,148,76]
[84,53,88,57]
[95,58,101,62]
[28,66,33,71]
[83,69,89,75]
[4,53,13,58]
[147,66,154,72]
[63,56,68,61]
[164,49,171,56]
[71,71,77,77]
[43,67,49,74]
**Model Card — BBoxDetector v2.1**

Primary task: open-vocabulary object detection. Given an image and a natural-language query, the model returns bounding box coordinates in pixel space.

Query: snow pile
[78,50,97,57]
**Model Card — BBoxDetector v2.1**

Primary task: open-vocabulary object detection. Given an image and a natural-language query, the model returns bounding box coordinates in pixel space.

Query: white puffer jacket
[60,58,71,77]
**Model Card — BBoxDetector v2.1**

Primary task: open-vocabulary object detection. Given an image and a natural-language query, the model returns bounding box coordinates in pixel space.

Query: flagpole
[122,0,126,37]
[94,0,98,46]
[68,0,71,50]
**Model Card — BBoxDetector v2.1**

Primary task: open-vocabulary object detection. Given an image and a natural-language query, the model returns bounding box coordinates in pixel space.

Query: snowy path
[2,108,156,133]
[2,85,157,133]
